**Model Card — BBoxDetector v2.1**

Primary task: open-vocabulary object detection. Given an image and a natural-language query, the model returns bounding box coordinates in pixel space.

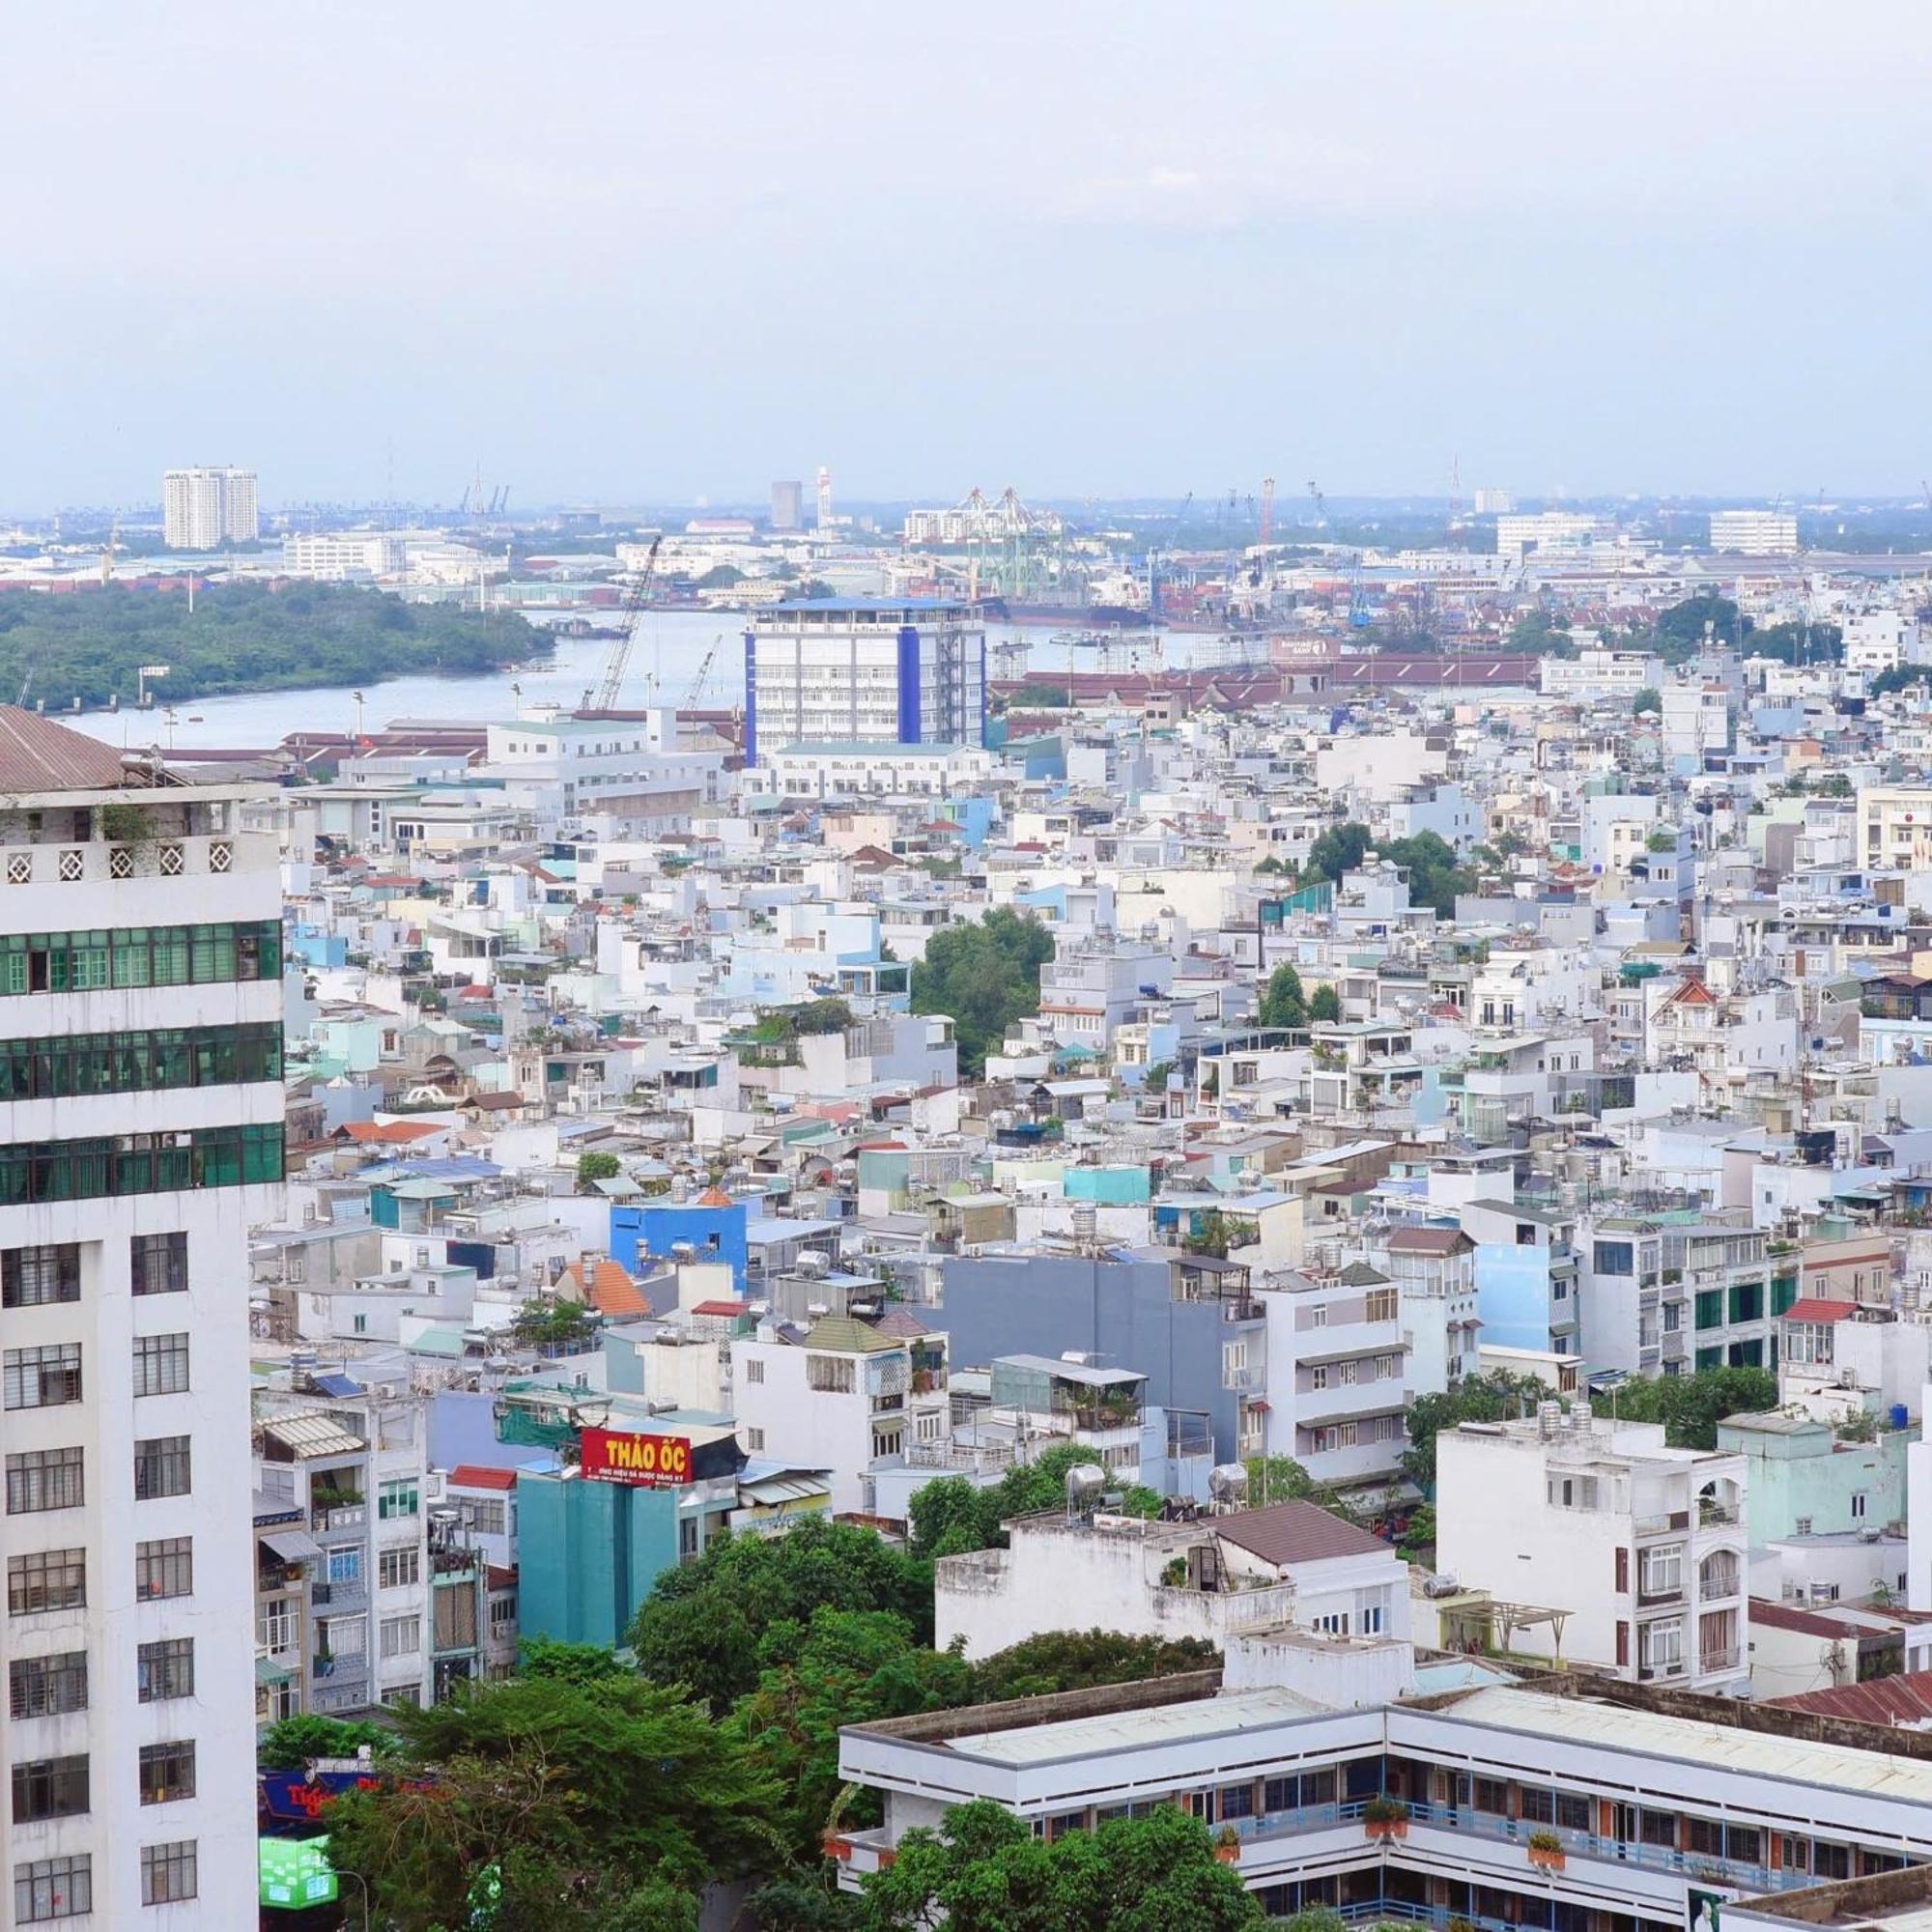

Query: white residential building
[1708,508,1799,555]
[162,466,258,549]
[0,711,285,1924]
[1435,1403,1748,1690]
[744,599,986,762]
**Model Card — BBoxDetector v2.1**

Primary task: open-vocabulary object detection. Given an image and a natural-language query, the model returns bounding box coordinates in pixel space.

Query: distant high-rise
[815,466,833,530]
[161,469,258,551]
[1707,508,1798,556]
[771,480,804,531]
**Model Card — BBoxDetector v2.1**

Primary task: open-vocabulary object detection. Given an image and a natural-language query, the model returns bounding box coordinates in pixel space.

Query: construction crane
[1259,477,1275,546]
[580,536,661,712]
[1148,489,1193,619]
[684,632,725,708]
[1305,480,1328,529]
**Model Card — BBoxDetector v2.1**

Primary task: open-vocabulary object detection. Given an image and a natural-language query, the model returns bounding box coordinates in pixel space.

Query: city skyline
[3,1,1928,508]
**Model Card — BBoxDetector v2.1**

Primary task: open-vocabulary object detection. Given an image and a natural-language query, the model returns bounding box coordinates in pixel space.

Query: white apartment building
[0,711,285,1925]
[1260,1268,1411,1491]
[161,467,258,550]
[1435,1404,1748,1690]
[744,599,985,763]
[731,1314,950,1515]
[281,532,406,581]
[1708,509,1799,555]
[1842,609,1925,674]
[1493,511,1611,559]
[1858,785,1932,872]
[1540,648,1666,702]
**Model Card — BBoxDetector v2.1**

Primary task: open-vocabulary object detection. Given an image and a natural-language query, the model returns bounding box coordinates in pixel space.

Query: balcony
[1699,1645,1743,1673]
[1224,1363,1265,1392]
[310,1498,366,1533]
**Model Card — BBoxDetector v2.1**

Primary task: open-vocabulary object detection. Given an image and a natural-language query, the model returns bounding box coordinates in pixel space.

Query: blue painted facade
[610,1198,750,1290]
[514,1468,680,1649]
[1474,1241,1560,1351]
[895,623,922,745]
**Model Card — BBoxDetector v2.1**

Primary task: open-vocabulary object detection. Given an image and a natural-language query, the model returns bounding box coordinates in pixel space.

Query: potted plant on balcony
[1213,1825,1241,1864]
[1362,1796,1409,1841]
[1527,1828,1566,1872]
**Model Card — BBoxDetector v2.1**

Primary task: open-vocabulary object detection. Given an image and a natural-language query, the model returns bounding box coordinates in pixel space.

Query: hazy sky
[5,0,1929,510]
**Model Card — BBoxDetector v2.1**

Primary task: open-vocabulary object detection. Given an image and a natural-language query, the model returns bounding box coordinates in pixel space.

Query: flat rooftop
[939,1686,1326,1767]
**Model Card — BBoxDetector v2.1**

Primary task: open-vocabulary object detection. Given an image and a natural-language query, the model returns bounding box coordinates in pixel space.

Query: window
[1641,1547,1683,1597]
[7,1448,84,1515]
[0,1123,284,1207]
[382,1685,421,1710]
[380,1615,420,1659]
[2,1245,79,1309]
[1364,1288,1398,1323]
[1218,1782,1256,1821]
[12,1756,88,1823]
[1795,1515,1813,1536]
[14,1855,91,1921]
[10,1652,87,1719]
[489,1594,516,1637]
[138,1638,193,1703]
[463,1496,506,1537]
[134,1435,191,1500]
[1852,1492,1868,1520]
[743,1358,764,1384]
[140,1841,197,1905]
[258,1598,296,1651]
[4,1344,82,1410]
[1312,1610,1349,1634]
[1615,1547,1630,1593]
[378,1546,419,1590]
[9,1548,84,1617]
[807,1354,856,1393]
[135,1537,192,1600]
[131,1232,186,1296]
[1812,1841,1852,1881]
[1695,1288,1724,1331]
[327,1548,362,1587]
[746,1426,765,1451]
[1310,1363,1330,1390]
[378,1479,419,1520]
[138,1742,195,1805]
[132,1333,189,1397]
[0,1023,281,1101]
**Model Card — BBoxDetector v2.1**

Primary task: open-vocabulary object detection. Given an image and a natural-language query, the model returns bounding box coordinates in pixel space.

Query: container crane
[580,536,661,713]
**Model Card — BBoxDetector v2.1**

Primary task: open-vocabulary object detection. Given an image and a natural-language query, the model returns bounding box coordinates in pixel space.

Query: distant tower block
[816,466,833,529]
[771,480,804,531]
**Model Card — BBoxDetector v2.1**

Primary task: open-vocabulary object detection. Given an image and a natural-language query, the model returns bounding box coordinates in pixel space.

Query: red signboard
[580,1428,692,1488]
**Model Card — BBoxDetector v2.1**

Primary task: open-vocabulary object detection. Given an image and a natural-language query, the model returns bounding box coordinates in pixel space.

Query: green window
[1729,1280,1763,1324]
[1695,1347,1723,1371]
[1728,1339,1764,1368]
[3,922,280,995]
[1772,1274,1798,1316]
[379,1480,419,1520]
[0,1125,281,1205]
[1694,1289,1723,1331]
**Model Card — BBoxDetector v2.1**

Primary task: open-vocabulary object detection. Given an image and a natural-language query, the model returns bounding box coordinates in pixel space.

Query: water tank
[1890,1403,1910,1431]
[1422,1573,1462,1599]
[1065,1463,1107,1515]
[1208,1463,1249,1507]
[1071,1202,1098,1248]
[796,1249,831,1279]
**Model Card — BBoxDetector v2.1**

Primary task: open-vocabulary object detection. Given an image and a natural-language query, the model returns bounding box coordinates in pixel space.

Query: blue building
[610,1186,749,1290]
[743,599,985,764]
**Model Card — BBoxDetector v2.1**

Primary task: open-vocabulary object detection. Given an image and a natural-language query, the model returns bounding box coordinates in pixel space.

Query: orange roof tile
[565,1257,648,1319]
[337,1120,444,1144]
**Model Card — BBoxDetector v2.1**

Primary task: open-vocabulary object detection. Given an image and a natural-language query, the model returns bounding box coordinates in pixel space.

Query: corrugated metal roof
[1215,1499,1393,1567]
[261,1411,365,1459]
[0,706,131,793]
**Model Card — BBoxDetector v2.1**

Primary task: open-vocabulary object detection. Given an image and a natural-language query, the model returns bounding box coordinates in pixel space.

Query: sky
[4,0,1930,511]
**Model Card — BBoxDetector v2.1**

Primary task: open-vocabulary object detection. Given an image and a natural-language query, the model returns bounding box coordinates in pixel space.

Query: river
[63,610,1247,752]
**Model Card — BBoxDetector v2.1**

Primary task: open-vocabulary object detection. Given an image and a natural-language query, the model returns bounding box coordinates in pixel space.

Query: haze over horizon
[5,0,1929,512]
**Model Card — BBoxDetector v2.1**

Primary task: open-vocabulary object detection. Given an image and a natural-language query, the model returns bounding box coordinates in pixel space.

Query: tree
[1401,1371,1550,1492]
[518,1634,633,1683]
[965,1629,1217,1704]
[321,1674,781,1930]
[575,1151,621,1190]
[1631,686,1662,717]
[1308,984,1341,1023]
[1009,681,1071,708]
[696,563,745,589]
[1243,1454,1318,1506]
[859,1799,1261,1932]
[1183,1208,1233,1260]
[1258,963,1308,1030]
[909,907,1056,1077]
[511,1296,596,1354]
[258,1713,399,1771]
[1303,822,1373,885]
[1599,1367,1779,1449]
[628,1516,934,1715]
[909,1442,1127,1559]
[1870,665,1929,698]
[1378,831,1472,917]
[1653,591,1741,656]
[1508,608,1573,656]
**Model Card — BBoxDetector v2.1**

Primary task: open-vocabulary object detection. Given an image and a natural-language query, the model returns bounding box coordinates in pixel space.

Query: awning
[260,1528,323,1565]
[255,1657,296,1684]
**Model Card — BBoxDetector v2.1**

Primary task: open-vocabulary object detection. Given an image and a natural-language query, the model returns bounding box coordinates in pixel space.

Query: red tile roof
[690,1298,749,1317]
[1783,1297,1858,1324]
[447,1464,520,1491]
[565,1256,647,1319]
[337,1120,445,1144]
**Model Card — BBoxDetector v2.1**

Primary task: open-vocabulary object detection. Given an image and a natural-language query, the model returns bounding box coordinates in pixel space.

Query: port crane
[684,632,726,708]
[579,536,661,712]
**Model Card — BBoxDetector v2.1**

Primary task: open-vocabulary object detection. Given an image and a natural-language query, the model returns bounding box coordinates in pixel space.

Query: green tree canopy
[909,907,1055,1077]
[1009,681,1071,708]
[258,1713,399,1771]
[628,1516,934,1715]
[1303,822,1373,885]
[0,580,538,709]
[1378,831,1472,916]
[858,1799,1261,1932]
[575,1151,621,1190]
[1258,963,1308,1030]
[321,1674,781,1930]
[1400,1371,1551,1492]
[908,1442,1131,1559]
[1653,591,1741,655]
[1308,984,1341,1023]
[510,1295,596,1354]
[1631,686,1662,716]
[1599,1367,1779,1449]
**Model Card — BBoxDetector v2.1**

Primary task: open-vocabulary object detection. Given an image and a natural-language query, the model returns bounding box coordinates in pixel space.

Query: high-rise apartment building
[1708,508,1799,555]
[770,480,804,531]
[742,599,985,765]
[161,468,259,550]
[0,709,284,1924]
